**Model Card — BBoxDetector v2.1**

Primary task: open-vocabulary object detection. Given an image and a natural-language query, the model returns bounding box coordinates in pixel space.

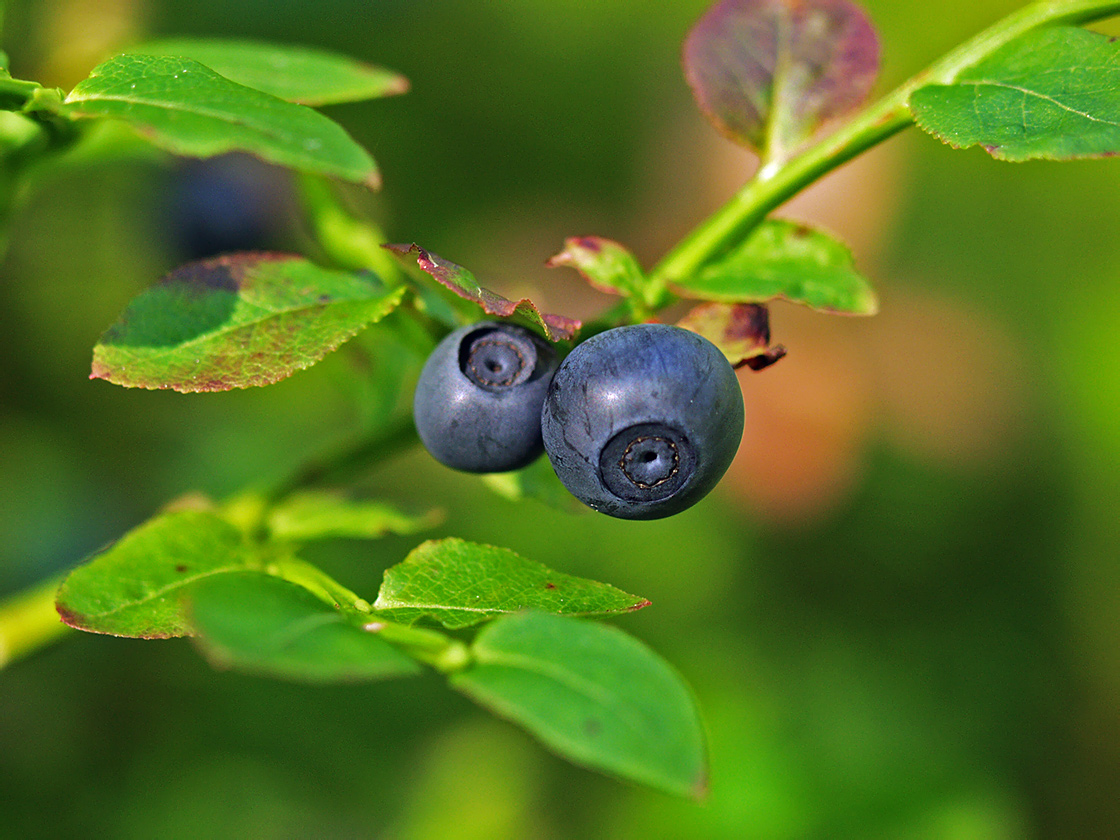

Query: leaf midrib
[78,565,245,620]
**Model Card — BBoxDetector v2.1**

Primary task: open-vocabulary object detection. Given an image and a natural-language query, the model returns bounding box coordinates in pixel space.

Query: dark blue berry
[414,321,558,473]
[541,324,743,519]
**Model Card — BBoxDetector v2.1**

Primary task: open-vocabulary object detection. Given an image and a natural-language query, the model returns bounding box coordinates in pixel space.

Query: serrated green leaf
[450,612,707,798]
[268,491,442,542]
[373,538,650,629]
[683,0,879,161]
[189,571,421,683]
[546,236,646,299]
[56,510,255,638]
[677,301,787,370]
[128,38,408,106]
[64,54,380,186]
[91,253,405,392]
[673,219,878,315]
[385,243,581,341]
[909,27,1120,161]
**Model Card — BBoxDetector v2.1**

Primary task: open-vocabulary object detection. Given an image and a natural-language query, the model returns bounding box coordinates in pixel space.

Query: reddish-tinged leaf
[546,236,645,299]
[677,302,786,370]
[55,510,255,638]
[385,243,580,341]
[683,0,879,161]
[92,253,404,392]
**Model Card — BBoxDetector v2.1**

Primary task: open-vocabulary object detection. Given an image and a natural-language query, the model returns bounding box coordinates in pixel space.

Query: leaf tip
[54,601,86,632]
[385,73,411,97]
[629,599,653,612]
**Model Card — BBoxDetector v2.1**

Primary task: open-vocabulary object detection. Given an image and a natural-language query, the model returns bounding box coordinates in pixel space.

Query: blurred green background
[3,0,1120,837]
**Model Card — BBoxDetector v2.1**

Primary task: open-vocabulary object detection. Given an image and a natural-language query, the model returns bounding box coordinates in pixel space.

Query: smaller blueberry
[414,321,558,473]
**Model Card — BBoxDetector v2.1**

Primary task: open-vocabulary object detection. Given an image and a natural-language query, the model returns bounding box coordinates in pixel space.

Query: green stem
[362,619,472,673]
[648,0,1120,286]
[267,555,373,613]
[6,0,1120,673]
[0,575,72,667]
[267,555,471,673]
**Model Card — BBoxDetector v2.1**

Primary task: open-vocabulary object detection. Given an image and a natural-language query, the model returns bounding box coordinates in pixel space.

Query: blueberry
[414,321,558,473]
[541,324,744,519]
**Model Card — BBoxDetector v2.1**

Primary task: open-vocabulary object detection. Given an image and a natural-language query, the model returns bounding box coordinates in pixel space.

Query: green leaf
[64,54,380,187]
[373,538,650,630]
[0,110,41,154]
[909,27,1120,161]
[56,510,254,638]
[385,243,581,341]
[677,302,787,370]
[450,612,707,798]
[267,491,442,542]
[189,571,422,683]
[480,456,588,514]
[128,38,408,105]
[546,236,646,299]
[683,0,879,161]
[91,253,405,392]
[672,219,878,315]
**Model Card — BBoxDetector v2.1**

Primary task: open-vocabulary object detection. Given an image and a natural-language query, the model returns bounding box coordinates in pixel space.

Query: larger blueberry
[414,321,558,473]
[541,324,744,519]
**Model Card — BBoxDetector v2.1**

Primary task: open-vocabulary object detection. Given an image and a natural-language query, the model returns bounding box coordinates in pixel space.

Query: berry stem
[362,620,472,673]
[647,0,1120,288]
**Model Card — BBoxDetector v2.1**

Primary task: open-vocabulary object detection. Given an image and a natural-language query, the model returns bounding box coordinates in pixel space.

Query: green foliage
[4,0,1120,805]
[267,491,442,542]
[55,510,254,638]
[546,236,650,305]
[373,538,650,629]
[0,69,43,111]
[64,54,381,186]
[683,0,879,163]
[910,27,1120,161]
[189,572,422,682]
[673,219,878,315]
[127,38,408,106]
[480,456,589,512]
[91,254,405,392]
[451,611,708,798]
